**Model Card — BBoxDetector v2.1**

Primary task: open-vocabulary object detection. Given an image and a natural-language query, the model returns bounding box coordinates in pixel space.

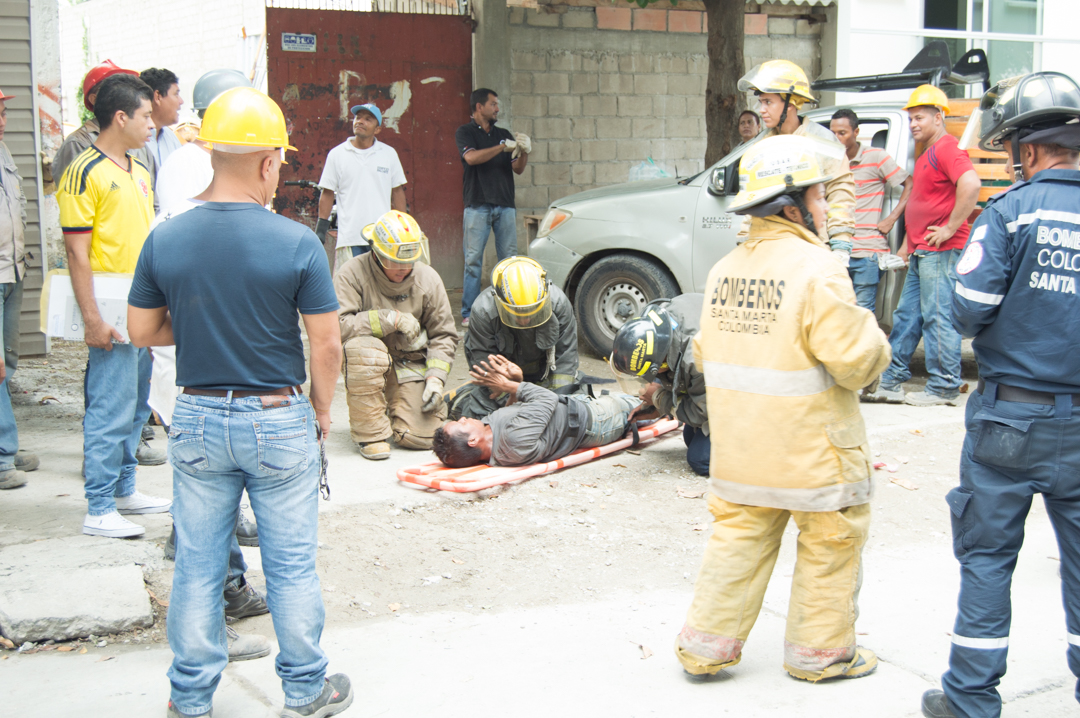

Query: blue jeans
[683,424,710,476]
[350,244,370,258]
[847,256,881,312]
[942,387,1080,716]
[84,344,152,515]
[0,279,23,471]
[880,249,963,399]
[580,393,639,447]
[167,393,327,715]
[462,204,517,318]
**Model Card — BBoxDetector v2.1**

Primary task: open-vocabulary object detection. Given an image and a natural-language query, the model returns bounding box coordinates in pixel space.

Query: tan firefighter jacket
[695,215,890,512]
[335,252,458,383]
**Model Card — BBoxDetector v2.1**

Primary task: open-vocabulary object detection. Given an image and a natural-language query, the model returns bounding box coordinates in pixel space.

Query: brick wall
[507,5,822,223]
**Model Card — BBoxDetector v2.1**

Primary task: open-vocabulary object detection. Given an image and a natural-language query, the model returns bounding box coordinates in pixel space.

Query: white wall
[1040,0,1080,84]
[59,0,266,131]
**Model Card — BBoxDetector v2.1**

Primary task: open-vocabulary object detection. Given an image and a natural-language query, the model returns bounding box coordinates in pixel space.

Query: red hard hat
[0,89,13,101]
[82,60,138,110]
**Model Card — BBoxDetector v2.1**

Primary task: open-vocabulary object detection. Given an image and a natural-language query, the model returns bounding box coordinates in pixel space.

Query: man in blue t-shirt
[128,89,352,718]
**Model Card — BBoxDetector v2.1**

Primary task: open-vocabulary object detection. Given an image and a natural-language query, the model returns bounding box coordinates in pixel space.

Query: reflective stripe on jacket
[695,215,890,512]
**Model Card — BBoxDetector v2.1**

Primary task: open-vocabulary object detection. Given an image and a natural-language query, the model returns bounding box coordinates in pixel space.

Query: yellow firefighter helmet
[491,256,553,329]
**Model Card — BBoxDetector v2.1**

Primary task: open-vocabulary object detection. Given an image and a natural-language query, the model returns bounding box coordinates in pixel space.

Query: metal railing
[266,0,468,15]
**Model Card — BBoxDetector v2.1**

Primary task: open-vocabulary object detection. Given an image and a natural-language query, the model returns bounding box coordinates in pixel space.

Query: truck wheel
[576,254,679,357]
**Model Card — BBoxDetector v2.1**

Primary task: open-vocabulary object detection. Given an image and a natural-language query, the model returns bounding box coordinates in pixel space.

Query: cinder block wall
[507,6,822,224]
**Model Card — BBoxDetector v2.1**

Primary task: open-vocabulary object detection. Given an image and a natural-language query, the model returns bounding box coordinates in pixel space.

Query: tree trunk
[702,0,746,167]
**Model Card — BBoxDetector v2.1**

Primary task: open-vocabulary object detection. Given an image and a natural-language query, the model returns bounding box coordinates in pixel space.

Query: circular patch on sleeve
[956,242,984,275]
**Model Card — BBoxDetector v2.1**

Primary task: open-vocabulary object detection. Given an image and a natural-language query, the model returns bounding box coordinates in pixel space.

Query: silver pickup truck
[529,42,992,355]
[529,102,914,355]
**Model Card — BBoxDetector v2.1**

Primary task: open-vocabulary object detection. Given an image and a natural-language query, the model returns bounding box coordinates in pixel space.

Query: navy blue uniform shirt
[129,202,339,391]
[952,168,1080,394]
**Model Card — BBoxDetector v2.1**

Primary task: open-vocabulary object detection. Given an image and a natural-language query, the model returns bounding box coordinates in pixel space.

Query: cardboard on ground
[40,270,133,342]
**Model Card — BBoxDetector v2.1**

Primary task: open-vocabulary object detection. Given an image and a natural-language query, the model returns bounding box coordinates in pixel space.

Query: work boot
[785,647,878,682]
[83,511,145,538]
[861,384,905,403]
[227,624,270,662]
[904,391,958,407]
[167,701,212,718]
[921,689,959,717]
[137,437,167,466]
[164,524,176,561]
[0,469,27,490]
[142,423,155,441]
[280,674,354,718]
[14,450,39,472]
[358,441,391,461]
[236,505,259,547]
[224,576,269,620]
[115,491,172,514]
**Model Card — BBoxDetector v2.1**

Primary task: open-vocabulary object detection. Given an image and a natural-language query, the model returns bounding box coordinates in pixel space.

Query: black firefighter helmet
[609,301,676,394]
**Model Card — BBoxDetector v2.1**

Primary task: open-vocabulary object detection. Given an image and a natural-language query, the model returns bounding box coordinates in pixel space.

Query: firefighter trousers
[343,336,447,450]
[677,493,870,674]
[941,386,1080,718]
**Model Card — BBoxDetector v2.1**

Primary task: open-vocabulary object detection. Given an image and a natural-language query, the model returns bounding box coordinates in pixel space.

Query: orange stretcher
[397,418,681,493]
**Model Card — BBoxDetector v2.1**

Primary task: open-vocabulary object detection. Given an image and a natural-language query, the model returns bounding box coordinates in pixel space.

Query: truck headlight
[537,208,573,238]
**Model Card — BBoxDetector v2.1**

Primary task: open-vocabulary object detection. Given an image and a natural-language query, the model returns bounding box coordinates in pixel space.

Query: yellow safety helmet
[903,84,951,115]
[729,135,835,215]
[197,87,298,158]
[738,60,816,105]
[369,210,429,268]
[491,256,552,329]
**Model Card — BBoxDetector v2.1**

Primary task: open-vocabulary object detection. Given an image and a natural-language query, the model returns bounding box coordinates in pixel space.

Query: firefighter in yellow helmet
[676,135,890,682]
[334,210,459,460]
[448,256,581,420]
[738,60,857,265]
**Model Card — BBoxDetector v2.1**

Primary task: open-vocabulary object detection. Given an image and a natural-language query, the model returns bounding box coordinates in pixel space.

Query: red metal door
[267,8,473,288]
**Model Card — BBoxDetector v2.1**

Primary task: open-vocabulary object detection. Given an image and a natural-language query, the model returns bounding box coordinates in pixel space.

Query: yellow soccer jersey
[57,145,154,274]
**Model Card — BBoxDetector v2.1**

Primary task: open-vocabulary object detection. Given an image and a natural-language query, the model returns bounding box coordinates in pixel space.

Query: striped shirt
[849,145,907,258]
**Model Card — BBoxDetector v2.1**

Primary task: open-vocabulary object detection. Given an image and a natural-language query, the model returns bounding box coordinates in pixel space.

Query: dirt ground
[3,330,980,641]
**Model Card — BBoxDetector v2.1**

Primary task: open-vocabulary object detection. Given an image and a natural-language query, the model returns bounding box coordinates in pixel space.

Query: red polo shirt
[906,133,975,252]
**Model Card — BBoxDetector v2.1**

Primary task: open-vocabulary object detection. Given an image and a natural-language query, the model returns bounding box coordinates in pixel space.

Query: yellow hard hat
[370,210,429,267]
[738,60,815,105]
[729,135,835,215]
[491,256,552,329]
[196,87,298,153]
[903,84,951,115]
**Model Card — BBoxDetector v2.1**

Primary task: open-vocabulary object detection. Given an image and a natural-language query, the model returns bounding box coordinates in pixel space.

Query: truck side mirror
[707,167,725,196]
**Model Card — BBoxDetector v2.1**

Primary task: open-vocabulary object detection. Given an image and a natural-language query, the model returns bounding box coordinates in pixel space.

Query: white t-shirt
[317,138,406,249]
[155,142,213,213]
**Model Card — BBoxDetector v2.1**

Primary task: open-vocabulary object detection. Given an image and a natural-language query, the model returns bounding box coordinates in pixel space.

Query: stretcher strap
[397,419,681,493]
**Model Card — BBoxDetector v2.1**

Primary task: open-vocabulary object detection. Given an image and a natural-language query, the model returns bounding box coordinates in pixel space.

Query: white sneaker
[114,491,172,515]
[83,511,146,538]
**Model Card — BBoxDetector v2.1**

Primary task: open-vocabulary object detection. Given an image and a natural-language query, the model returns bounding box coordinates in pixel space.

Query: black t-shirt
[455,121,516,208]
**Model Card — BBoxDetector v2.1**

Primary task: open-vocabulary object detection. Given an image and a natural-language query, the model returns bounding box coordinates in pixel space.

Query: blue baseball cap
[350,103,382,125]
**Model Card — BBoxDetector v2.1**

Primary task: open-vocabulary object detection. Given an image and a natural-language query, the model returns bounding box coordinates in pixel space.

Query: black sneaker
[921,689,959,718]
[224,576,269,620]
[167,701,211,717]
[236,505,259,547]
[280,674,353,718]
[142,424,156,441]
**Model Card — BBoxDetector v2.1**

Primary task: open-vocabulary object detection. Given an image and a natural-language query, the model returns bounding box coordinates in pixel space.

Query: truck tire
[576,254,679,357]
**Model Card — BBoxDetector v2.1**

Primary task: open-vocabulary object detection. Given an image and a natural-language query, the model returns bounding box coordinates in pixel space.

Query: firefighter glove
[315,218,331,244]
[421,377,444,413]
[878,253,907,271]
[832,249,851,268]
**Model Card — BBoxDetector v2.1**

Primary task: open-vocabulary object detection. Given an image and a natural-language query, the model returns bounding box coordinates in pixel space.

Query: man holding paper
[56,73,171,538]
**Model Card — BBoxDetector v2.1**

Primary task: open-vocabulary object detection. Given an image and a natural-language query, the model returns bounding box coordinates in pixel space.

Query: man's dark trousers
[942,384,1080,717]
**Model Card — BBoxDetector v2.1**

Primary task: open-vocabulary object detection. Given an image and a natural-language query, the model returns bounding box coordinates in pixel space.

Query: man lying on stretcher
[432,354,656,468]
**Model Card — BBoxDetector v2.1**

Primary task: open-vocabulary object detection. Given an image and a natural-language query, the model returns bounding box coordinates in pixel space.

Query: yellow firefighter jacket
[334,253,458,383]
[694,215,890,512]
